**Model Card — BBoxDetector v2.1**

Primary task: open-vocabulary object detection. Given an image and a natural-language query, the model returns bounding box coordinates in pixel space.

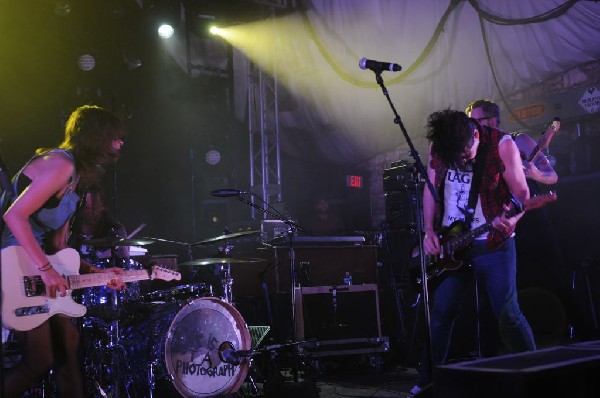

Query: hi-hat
[192,230,261,246]
[82,237,156,247]
[179,257,265,267]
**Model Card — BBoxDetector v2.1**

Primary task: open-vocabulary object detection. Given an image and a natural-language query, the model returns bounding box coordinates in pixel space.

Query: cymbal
[82,237,156,247]
[179,257,265,267]
[192,230,261,246]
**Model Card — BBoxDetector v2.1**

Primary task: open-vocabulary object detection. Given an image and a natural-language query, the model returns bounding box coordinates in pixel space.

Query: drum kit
[77,230,268,398]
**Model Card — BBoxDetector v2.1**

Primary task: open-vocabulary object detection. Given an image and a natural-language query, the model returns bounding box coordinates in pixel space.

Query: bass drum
[122,297,251,397]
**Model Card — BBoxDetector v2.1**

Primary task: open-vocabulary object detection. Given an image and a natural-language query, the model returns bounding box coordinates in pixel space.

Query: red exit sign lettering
[346,175,363,188]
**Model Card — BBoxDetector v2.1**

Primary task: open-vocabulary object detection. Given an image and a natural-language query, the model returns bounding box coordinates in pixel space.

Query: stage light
[145,0,181,38]
[195,13,217,38]
[157,23,175,38]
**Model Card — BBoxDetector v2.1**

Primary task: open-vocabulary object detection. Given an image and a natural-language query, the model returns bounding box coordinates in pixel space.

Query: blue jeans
[417,237,536,386]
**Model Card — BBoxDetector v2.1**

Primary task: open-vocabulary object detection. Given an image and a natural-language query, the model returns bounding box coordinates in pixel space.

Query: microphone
[218,341,254,365]
[211,189,250,197]
[359,57,402,73]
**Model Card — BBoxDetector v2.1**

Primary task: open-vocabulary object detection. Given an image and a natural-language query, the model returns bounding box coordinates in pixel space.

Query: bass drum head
[165,297,251,397]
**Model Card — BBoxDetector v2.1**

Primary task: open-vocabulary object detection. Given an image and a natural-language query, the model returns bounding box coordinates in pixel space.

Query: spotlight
[146,0,181,38]
[195,13,217,38]
[209,25,223,36]
[157,23,175,38]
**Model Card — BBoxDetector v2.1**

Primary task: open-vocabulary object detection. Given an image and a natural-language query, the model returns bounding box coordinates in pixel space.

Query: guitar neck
[447,193,555,251]
[448,224,492,252]
[68,269,150,290]
[526,119,559,162]
[526,143,543,163]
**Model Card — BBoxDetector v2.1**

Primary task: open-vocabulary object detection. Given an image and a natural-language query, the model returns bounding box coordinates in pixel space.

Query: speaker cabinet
[271,246,378,293]
[294,284,381,341]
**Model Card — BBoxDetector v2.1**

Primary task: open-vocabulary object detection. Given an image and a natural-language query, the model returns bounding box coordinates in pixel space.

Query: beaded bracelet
[38,262,53,271]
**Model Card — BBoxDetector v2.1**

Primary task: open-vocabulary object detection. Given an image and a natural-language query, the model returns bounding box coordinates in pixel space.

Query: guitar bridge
[23,276,46,297]
[15,304,50,317]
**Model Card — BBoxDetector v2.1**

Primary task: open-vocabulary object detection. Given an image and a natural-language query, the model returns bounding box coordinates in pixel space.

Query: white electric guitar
[1,246,181,331]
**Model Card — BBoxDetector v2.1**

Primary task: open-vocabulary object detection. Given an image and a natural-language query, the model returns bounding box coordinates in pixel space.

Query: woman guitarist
[1,105,127,397]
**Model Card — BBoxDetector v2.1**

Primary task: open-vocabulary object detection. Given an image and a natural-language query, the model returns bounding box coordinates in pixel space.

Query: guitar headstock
[150,266,182,282]
[539,118,560,150]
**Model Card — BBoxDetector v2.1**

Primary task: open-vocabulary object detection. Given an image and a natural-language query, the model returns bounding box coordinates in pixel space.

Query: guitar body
[2,246,86,331]
[421,193,557,285]
[435,220,471,272]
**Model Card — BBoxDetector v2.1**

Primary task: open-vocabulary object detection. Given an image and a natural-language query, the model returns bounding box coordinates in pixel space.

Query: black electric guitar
[1,246,181,331]
[421,192,557,283]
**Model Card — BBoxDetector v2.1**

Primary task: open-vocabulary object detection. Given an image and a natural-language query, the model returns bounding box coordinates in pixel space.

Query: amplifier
[271,245,378,293]
[383,161,420,191]
[383,161,423,230]
[294,283,381,341]
[385,190,421,230]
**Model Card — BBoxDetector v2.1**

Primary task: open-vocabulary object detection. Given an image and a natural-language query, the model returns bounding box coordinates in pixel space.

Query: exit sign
[346,175,363,188]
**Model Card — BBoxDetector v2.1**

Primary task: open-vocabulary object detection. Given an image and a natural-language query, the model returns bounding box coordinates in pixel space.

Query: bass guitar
[1,246,181,331]
[421,192,557,283]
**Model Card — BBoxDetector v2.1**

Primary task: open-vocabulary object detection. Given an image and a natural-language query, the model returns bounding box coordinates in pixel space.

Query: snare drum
[122,297,251,397]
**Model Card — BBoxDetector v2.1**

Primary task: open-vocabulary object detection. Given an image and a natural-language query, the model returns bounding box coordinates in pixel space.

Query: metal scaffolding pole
[247,25,282,219]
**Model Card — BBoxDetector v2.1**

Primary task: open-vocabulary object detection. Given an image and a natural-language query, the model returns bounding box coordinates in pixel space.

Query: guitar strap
[464,126,488,229]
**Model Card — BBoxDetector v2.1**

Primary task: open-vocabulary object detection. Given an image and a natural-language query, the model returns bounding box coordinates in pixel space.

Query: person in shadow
[303,193,347,236]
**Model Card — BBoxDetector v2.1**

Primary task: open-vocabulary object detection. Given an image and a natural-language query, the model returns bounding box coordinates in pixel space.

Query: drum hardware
[82,237,157,248]
[80,293,137,398]
[209,189,308,382]
[191,229,261,246]
[179,257,265,266]
[103,290,131,398]
[141,283,213,304]
[81,250,144,398]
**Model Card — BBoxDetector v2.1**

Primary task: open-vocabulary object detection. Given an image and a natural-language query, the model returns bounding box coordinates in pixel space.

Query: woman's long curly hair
[38,105,127,185]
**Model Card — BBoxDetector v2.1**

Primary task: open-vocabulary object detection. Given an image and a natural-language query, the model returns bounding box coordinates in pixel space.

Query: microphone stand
[369,70,440,379]
[232,193,307,381]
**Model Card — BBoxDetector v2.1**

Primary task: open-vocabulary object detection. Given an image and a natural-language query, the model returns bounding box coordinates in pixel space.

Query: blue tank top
[1,149,80,249]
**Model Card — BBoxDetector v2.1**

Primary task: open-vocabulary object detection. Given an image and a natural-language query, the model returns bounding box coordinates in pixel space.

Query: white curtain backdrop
[233,0,600,166]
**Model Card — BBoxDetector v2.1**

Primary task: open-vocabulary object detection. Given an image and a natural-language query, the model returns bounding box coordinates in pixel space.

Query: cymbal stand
[103,250,133,398]
[216,241,235,304]
[219,262,234,304]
